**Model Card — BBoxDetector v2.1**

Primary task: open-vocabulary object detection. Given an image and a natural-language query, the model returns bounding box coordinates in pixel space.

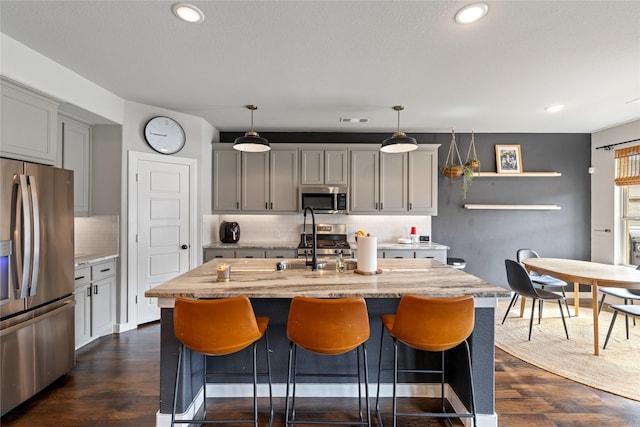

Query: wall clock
[143,116,186,154]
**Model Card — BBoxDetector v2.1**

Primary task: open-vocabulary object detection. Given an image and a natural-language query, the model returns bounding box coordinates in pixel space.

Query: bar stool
[172,296,273,427]
[375,295,476,427]
[284,296,371,427]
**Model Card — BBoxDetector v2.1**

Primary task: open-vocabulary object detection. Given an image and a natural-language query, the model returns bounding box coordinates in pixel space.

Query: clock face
[144,116,186,154]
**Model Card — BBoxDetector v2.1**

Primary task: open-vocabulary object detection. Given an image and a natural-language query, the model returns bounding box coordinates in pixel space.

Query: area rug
[495,300,640,401]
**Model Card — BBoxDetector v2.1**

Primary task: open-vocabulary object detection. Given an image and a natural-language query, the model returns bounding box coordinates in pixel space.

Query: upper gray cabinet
[59,116,92,216]
[350,146,438,215]
[213,144,298,213]
[300,148,348,185]
[1,78,59,165]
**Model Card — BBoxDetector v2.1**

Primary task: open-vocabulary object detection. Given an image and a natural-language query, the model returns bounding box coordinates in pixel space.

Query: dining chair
[515,248,571,318]
[603,304,640,349]
[172,296,273,427]
[598,265,640,336]
[503,259,570,340]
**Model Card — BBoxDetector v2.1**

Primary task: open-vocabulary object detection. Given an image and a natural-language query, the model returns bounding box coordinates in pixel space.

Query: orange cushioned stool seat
[375,295,476,427]
[285,296,371,427]
[172,296,273,427]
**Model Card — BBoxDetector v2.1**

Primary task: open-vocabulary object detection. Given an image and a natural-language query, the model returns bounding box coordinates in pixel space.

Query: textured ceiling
[1,0,639,133]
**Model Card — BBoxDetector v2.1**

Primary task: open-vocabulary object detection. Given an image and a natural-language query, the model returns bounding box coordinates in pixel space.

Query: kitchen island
[146,258,509,427]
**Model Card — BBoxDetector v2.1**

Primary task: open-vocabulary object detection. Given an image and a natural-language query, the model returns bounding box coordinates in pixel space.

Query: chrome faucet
[302,207,318,271]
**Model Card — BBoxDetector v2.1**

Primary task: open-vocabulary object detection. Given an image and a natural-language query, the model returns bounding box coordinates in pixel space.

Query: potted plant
[442,129,463,179]
[461,131,480,199]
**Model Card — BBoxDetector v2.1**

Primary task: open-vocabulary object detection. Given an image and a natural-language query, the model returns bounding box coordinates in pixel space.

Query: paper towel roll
[357,236,377,273]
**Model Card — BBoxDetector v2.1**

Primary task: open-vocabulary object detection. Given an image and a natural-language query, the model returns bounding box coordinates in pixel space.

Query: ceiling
[1,1,639,134]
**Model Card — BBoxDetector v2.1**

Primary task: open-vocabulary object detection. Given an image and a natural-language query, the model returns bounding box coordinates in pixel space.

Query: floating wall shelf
[464,204,561,210]
[473,172,561,178]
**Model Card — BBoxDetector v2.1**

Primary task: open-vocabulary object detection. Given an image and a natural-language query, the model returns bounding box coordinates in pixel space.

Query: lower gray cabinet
[203,248,236,262]
[204,248,297,262]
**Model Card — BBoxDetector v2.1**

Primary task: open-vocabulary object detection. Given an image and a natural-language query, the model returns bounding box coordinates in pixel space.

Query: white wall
[591,119,640,263]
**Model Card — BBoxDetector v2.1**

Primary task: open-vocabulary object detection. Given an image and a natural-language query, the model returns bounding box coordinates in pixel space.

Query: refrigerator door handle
[10,174,32,299]
[27,176,40,297]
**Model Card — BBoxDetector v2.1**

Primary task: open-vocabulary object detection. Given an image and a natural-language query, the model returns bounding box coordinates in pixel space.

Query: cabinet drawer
[414,249,446,264]
[91,260,116,281]
[204,249,236,262]
[74,266,91,289]
[265,249,296,259]
[383,250,415,259]
[236,249,266,259]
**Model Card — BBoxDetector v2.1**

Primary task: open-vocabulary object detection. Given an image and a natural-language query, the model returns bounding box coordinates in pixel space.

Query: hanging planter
[462,130,480,200]
[442,129,464,179]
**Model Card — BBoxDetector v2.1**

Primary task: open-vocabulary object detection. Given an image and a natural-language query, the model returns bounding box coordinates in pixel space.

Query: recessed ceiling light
[172,3,205,23]
[340,118,369,123]
[545,104,564,113]
[455,3,489,24]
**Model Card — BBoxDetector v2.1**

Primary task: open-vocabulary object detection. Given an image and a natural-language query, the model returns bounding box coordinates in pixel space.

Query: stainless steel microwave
[299,186,348,214]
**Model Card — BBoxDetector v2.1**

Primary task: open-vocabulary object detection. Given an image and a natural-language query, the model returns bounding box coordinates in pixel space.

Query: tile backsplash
[75,216,119,256]
[203,214,432,245]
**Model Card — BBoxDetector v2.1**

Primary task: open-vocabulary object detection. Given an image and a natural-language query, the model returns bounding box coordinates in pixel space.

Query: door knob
[181,244,189,250]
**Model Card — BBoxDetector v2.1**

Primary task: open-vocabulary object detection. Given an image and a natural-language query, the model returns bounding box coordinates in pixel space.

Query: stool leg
[362,343,372,427]
[202,353,207,420]
[375,324,385,427]
[171,344,184,427]
[357,345,363,421]
[501,293,518,324]
[528,299,536,340]
[464,340,477,427]
[604,311,619,349]
[558,300,569,340]
[252,343,258,427]
[392,338,399,427]
[624,299,630,339]
[440,351,446,413]
[264,332,274,427]
[284,342,294,426]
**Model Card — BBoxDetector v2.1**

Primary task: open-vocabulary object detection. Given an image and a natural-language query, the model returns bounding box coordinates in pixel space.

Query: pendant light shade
[380,106,418,153]
[233,105,270,152]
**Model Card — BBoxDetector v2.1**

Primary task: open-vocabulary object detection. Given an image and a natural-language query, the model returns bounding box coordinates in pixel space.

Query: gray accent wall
[432,133,591,288]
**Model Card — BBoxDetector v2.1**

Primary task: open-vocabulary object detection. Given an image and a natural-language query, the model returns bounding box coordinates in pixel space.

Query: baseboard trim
[154,383,497,427]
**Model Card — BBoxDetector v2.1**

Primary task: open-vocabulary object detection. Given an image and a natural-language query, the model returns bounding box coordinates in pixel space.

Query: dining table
[521,258,640,355]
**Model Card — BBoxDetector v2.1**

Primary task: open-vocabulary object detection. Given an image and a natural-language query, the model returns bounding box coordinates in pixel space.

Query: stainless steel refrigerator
[0,158,75,416]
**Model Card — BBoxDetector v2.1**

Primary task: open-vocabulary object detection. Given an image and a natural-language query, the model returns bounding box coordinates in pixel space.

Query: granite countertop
[75,253,119,267]
[145,258,508,306]
[203,241,300,250]
[353,242,449,250]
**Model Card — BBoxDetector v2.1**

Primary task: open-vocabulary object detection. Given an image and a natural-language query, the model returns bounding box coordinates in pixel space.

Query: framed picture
[495,145,523,173]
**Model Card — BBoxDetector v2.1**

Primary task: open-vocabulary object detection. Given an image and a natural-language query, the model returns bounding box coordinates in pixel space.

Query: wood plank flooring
[2,321,640,427]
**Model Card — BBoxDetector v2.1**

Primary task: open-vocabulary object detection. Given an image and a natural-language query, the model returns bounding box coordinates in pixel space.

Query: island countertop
[145,258,509,305]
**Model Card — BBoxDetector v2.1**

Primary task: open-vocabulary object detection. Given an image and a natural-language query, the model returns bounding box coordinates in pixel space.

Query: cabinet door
[325,149,348,185]
[300,150,324,185]
[414,249,446,263]
[212,148,241,211]
[0,79,59,165]
[91,277,114,337]
[73,286,91,349]
[270,149,298,212]
[384,250,415,259]
[409,149,438,214]
[350,150,379,213]
[380,152,408,212]
[60,117,91,216]
[242,152,270,211]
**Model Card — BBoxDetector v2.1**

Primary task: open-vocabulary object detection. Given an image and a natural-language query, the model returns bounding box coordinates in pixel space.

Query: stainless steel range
[297,224,352,259]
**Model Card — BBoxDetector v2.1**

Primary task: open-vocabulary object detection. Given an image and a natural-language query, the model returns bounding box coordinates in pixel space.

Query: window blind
[615,145,640,186]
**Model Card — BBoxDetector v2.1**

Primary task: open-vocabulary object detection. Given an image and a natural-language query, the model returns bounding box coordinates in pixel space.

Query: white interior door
[134,155,193,324]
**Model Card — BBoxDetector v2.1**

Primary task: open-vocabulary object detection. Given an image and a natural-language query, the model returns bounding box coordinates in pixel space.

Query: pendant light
[380,105,418,153]
[233,105,270,152]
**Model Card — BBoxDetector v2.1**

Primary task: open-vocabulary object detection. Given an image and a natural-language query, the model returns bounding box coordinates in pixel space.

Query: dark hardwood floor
[2,321,640,427]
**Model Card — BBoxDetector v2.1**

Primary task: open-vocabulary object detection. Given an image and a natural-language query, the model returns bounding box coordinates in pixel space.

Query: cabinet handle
[236,202,239,209]
[270,202,273,209]
[87,286,91,297]
[275,256,284,258]
[245,256,254,258]
[375,202,378,209]
[215,255,223,258]
[409,202,412,210]
[94,285,99,295]
[75,275,86,281]
[265,202,268,209]
[100,268,110,273]
[380,203,383,210]
[394,256,404,259]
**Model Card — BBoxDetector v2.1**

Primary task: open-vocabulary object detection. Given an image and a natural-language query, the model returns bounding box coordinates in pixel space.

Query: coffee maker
[220,221,240,243]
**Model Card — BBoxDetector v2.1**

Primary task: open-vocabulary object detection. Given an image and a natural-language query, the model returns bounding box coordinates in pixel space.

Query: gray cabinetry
[203,248,236,262]
[203,248,297,262]
[378,248,447,263]
[59,115,91,216]
[414,249,446,263]
[213,148,241,211]
[213,145,298,213]
[73,259,116,349]
[301,148,348,185]
[408,148,438,214]
[1,78,59,165]
[350,146,437,214]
